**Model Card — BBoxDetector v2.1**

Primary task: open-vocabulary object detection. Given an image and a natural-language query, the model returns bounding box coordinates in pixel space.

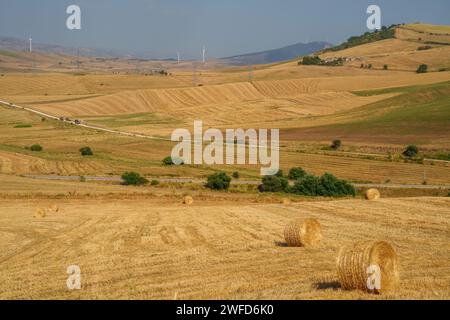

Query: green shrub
[290,173,355,197]
[288,167,307,180]
[163,156,184,166]
[30,144,43,152]
[151,179,160,186]
[14,124,32,128]
[416,64,428,73]
[403,145,419,158]
[121,172,149,186]
[79,146,93,156]
[206,172,231,190]
[331,139,342,150]
[232,171,240,179]
[275,169,284,177]
[290,174,321,196]
[79,176,86,182]
[318,173,356,197]
[258,175,289,193]
[383,64,388,70]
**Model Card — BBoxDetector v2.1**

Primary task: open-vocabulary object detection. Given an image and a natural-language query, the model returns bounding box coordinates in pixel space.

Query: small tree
[288,167,307,180]
[79,147,93,156]
[121,172,149,186]
[30,144,43,152]
[232,171,240,179]
[403,145,419,158]
[163,156,174,165]
[331,139,342,150]
[163,156,184,166]
[151,179,160,186]
[383,64,388,70]
[416,64,428,74]
[206,172,231,190]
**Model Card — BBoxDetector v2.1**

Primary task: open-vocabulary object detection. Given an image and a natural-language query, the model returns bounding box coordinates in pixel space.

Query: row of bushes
[299,56,344,67]
[323,25,397,53]
[258,169,355,197]
[24,144,94,156]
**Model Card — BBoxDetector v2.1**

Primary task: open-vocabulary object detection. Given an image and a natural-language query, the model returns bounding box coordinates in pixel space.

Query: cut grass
[81,112,180,128]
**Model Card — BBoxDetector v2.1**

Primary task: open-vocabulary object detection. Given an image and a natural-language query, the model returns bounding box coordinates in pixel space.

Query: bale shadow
[274,241,288,247]
[313,281,341,290]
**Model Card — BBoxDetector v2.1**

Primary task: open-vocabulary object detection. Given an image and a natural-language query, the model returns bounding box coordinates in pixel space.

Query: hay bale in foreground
[34,208,46,219]
[337,241,399,293]
[284,218,322,247]
[183,196,194,205]
[365,188,381,201]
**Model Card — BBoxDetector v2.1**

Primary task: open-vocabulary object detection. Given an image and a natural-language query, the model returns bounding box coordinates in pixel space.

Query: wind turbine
[177,52,181,64]
[202,45,206,64]
[29,38,32,52]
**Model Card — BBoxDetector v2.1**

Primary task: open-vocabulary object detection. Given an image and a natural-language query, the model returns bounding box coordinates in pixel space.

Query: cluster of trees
[324,25,397,53]
[258,167,355,197]
[299,56,344,67]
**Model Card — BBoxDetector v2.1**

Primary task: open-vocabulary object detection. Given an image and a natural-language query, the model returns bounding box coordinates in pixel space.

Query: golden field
[0,197,448,299]
[0,23,449,300]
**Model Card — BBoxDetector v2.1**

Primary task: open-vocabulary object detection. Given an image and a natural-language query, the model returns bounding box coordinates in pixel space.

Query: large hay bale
[365,188,381,201]
[337,241,399,293]
[284,218,322,247]
[34,208,46,219]
[183,196,194,205]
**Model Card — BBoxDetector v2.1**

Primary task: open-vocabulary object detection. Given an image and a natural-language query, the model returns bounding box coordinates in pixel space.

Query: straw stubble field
[0,197,448,300]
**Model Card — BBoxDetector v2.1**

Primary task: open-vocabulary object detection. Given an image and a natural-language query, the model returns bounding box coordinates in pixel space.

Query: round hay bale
[284,218,322,247]
[281,198,291,205]
[337,241,399,293]
[183,196,194,205]
[365,188,381,201]
[34,208,46,219]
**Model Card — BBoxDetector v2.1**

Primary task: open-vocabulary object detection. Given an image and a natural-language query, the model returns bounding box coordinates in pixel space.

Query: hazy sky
[0,0,449,58]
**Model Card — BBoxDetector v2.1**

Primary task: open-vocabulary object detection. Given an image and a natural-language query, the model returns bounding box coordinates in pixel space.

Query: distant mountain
[221,41,332,66]
[0,36,332,65]
[0,36,133,58]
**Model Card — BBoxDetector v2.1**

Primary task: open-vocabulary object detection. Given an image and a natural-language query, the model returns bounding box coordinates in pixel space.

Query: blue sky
[0,0,449,58]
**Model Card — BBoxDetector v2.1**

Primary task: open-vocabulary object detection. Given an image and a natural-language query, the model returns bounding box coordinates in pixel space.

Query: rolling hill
[221,41,332,65]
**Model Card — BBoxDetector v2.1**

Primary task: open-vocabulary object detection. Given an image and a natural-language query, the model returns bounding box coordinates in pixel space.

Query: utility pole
[77,47,80,70]
[192,62,197,86]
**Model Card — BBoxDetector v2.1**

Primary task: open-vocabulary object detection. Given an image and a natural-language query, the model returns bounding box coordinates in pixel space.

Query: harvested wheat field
[0,197,448,300]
